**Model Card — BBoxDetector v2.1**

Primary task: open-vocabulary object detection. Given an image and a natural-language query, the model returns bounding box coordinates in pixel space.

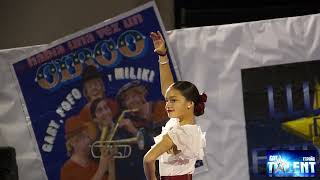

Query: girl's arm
[91,146,112,180]
[143,134,174,180]
[150,31,174,96]
[107,158,116,180]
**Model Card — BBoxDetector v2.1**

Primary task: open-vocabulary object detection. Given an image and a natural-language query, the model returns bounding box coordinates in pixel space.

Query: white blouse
[153,118,206,176]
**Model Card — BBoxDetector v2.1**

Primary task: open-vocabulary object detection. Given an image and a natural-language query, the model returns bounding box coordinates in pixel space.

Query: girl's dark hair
[171,81,207,116]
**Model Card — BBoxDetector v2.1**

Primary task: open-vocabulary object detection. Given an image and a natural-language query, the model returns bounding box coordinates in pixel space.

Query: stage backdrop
[2,5,320,180]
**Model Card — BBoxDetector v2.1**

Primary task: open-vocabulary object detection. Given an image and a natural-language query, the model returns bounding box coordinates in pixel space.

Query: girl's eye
[165,99,177,103]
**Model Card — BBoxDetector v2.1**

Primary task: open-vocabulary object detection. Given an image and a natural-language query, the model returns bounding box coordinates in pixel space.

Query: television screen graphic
[266,150,316,177]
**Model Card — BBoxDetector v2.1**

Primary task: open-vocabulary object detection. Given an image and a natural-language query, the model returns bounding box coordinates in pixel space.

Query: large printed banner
[242,61,320,179]
[11,2,179,180]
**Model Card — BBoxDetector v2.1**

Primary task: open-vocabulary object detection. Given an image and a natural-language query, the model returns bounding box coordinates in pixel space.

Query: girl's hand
[166,145,181,155]
[99,145,114,171]
[150,31,166,55]
[119,118,138,135]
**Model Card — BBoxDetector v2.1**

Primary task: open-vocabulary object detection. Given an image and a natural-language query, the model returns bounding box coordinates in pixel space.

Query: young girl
[143,31,207,180]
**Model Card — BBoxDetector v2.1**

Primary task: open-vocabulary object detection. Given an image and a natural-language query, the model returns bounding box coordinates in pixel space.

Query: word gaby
[35,30,148,91]
[42,120,60,152]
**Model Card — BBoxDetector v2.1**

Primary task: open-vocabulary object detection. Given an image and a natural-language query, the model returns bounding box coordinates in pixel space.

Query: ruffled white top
[153,118,206,176]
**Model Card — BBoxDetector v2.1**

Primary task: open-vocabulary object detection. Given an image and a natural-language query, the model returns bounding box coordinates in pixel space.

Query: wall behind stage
[2,13,320,180]
[0,0,174,49]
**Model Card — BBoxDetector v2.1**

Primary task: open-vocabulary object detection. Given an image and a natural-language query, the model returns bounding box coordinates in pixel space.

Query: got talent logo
[266,150,317,177]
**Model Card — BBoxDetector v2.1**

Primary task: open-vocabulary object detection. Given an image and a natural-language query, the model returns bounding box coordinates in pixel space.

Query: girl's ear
[190,101,194,107]
[187,101,194,109]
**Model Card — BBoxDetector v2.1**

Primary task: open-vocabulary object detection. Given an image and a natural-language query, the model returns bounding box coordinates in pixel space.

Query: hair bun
[200,93,207,103]
[195,102,205,116]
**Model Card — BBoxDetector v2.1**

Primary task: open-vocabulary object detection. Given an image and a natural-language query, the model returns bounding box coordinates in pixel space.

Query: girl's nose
[165,102,171,108]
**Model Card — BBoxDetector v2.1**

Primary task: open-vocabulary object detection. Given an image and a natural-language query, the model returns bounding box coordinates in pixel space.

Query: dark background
[174,0,320,28]
[1,0,320,49]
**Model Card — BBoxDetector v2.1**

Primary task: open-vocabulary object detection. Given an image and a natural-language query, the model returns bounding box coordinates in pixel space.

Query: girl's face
[84,79,105,102]
[122,88,146,110]
[94,100,113,127]
[165,87,192,119]
[72,131,92,154]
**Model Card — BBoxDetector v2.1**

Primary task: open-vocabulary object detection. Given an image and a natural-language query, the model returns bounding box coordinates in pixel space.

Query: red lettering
[122,14,143,29]
[56,45,65,56]
[27,57,37,67]
[43,50,52,60]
